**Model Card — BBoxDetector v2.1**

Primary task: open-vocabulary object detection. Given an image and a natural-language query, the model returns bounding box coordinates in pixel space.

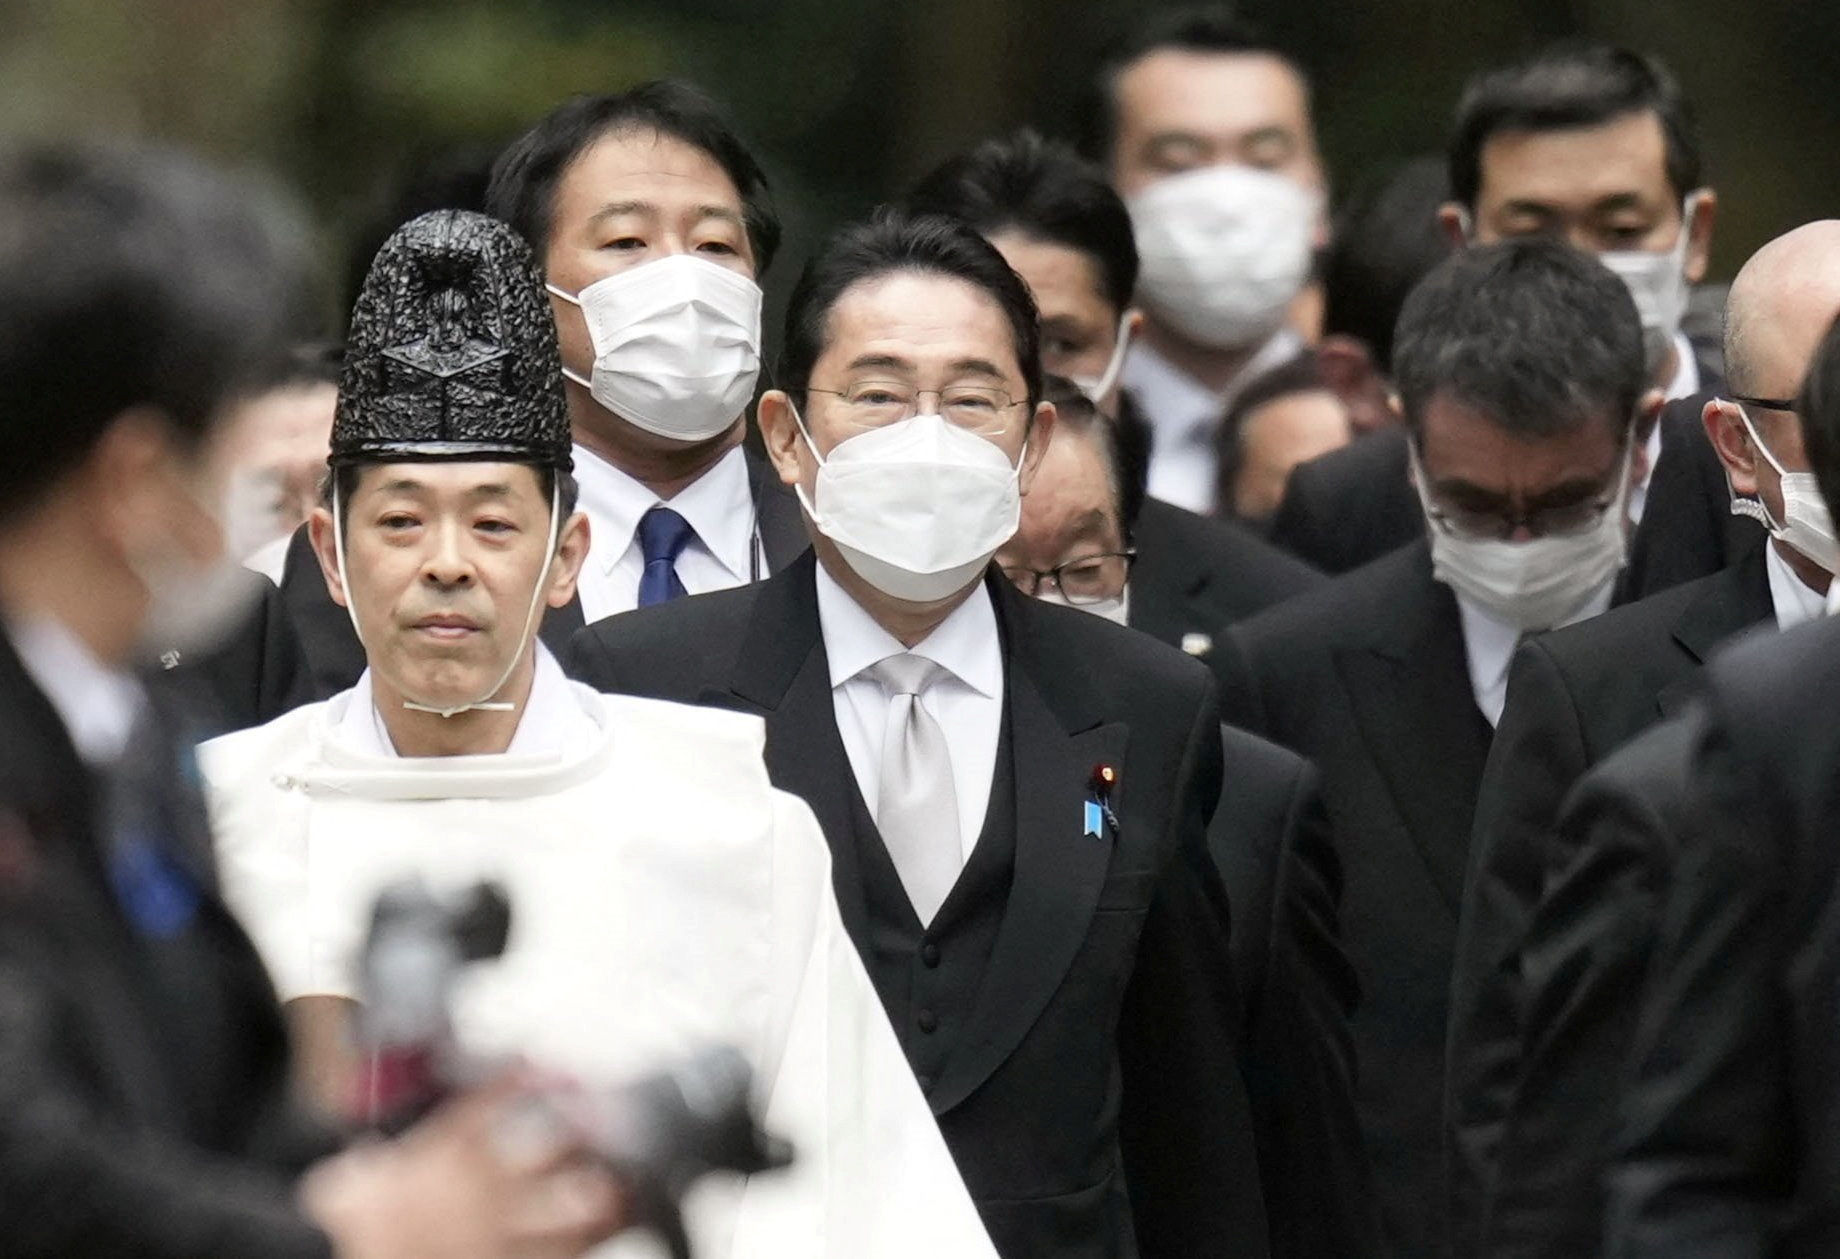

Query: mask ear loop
[336,473,564,721]
[1727,403,1793,533]
[544,282,597,393]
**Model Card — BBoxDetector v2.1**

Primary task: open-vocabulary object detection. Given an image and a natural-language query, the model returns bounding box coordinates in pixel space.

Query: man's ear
[1317,334,1379,394]
[307,506,349,609]
[1436,201,1472,247]
[1683,188,1718,286]
[756,390,806,489]
[1704,396,1759,496]
[1018,400,1058,496]
[546,511,591,609]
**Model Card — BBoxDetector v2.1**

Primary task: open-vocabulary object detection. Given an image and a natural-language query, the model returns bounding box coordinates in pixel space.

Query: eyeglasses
[1410,440,1632,542]
[1000,551,1137,603]
[805,381,1026,436]
[1729,392,1798,414]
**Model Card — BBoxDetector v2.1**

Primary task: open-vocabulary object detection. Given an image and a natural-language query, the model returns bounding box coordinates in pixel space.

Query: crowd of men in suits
[2,4,1839,1257]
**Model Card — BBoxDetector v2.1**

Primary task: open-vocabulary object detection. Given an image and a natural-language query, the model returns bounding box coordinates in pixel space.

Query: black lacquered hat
[332,210,570,470]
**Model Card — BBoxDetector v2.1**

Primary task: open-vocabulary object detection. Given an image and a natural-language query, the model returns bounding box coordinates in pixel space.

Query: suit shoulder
[1219,721,1309,787]
[1229,541,1430,657]
[1532,573,1711,670]
[574,582,761,658]
[1139,500,1322,590]
[1023,594,1216,704]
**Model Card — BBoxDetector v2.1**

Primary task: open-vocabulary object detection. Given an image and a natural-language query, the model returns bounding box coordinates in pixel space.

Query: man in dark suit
[572,211,1264,1258]
[907,128,1321,661]
[1446,219,1840,1256]
[996,378,1371,1257]
[0,140,622,1259]
[280,81,808,697]
[1272,44,1734,585]
[1212,238,1655,1258]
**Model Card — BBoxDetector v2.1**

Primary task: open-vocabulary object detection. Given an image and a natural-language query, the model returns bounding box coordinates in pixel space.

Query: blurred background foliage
[1,0,1833,335]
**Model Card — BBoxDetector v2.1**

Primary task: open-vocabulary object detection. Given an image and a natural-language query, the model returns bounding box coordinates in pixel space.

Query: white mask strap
[1728,403,1793,533]
[1084,317,1135,404]
[544,282,582,308]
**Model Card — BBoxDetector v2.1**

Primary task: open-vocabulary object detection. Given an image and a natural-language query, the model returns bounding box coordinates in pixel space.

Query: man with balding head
[1444,221,1840,1256]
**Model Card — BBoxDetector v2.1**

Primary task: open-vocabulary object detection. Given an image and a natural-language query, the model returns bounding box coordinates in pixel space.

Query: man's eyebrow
[1499,199,1561,220]
[947,358,1007,381]
[588,199,655,226]
[465,483,515,501]
[1589,191,1651,215]
[842,353,912,375]
[377,477,428,496]
[693,204,745,227]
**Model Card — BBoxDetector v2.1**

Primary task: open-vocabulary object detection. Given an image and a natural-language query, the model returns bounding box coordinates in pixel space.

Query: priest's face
[310,462,588,713]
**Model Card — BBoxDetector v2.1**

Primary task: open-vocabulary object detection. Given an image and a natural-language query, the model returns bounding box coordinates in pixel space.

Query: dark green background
[3,0,1831,326]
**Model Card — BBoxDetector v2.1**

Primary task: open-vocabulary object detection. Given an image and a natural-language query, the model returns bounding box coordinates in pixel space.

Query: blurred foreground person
[1214,239,1653,1259]
[1081,6,1326,513]
[0,143,624,1259]
[1279,44,1743,585]
[1602,315,1840,1258]
[572,211,1263,1259]
[1447,219,1840,1257]
[997,378,1376,1259]
[906,128,1319,656]
[283,81,807,696]
[204,211,994,1259]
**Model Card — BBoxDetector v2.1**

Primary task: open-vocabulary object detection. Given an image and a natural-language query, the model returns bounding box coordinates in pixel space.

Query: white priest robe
[199,648,996,1259]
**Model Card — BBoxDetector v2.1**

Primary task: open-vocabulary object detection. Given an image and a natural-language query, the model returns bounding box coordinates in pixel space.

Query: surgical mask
[547,254,762,443]
[1037,586,1130,627]
[331,476,563,719]
[1410,442,1632,632]
[1598,194,1703,376]
[1729,404,1840,574]
[1070,317,1134,409]
[1127,165,1318,351]
[790,408,1023,603]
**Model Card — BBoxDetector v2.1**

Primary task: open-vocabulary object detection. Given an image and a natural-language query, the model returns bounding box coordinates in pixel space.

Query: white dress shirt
[1456,580,1616,728]
[572,442,760,622]
[814,562,1003,863]
[8,614,144,764]
[335,643,596,760]
[1765,540,1830,631]
[1122,328,1303,514]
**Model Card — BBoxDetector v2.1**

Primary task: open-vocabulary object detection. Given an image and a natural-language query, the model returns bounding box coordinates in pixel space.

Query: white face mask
[332,476,563,719]
[1127,165,1318,352]
[1410,441,1632,632]
[547,254,762,443]
[1036,585,1130,626]
[791,408,1024,604]
[1070,316,1134,411]
[1728,404,1840,574]
[132,462,266,663]
[1597,193,1703,377]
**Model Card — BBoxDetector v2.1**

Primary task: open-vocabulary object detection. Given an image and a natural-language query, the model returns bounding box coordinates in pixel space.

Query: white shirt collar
[1456,578,1616,727]
[1665,330,1701,402]
[1764,540,1830,632]
[1122,328,1303,450]
[7,614,145,764]
[572,441,754,583]
[813,561,1002,700]
[335,642,592,759]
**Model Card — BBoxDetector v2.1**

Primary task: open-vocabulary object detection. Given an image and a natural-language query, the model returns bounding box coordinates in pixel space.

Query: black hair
[1075,5,1302,163]
[1392,238,1646,442]
[778,209,1044,411]
[1797,314,1840,520]
[485,79,780,272]
[0,141,310,523]
[1042,375,1147,540]
[907,129,1138,317]
[1322,155,1455,371]
[329,463,580,529]
[1216,350,1333,511]
[1448,43,1703,209]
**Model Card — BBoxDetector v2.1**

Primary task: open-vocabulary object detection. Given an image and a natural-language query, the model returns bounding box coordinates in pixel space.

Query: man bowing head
[570,210,1265,1259]
[202,210,997,1259]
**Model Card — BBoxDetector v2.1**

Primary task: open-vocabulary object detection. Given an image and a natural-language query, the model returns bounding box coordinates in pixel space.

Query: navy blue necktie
[637,506,695,607]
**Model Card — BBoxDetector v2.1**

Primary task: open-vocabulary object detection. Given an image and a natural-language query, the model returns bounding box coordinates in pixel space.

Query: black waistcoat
[850,704,1018,1095]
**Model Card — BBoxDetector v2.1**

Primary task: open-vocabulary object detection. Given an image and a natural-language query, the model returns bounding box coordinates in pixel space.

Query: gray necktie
[866,652,962,925]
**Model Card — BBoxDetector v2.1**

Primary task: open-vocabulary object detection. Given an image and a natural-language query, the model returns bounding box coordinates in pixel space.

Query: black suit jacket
[1127,499,1321,657]
[1481,710,1706,1258]
[1211,540,1495,1259]
[282,447,808,698]
[0,629,333,1258]
[149,579,316,742]
[568,553,1264,1259]
[1445,538,1774,1252]
[1606,615,1840,1258]
[1268,394,1754,600]
[1211,726,1377,1259]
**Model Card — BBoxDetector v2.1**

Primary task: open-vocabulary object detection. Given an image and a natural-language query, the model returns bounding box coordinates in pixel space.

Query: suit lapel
[1335,549,1491,912]
[746,449,812,574]
[928,582,1126,1115]
[1659,542,1774,715]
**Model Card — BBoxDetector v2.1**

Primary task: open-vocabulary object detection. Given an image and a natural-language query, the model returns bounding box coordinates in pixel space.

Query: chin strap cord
[333,476,562,720]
